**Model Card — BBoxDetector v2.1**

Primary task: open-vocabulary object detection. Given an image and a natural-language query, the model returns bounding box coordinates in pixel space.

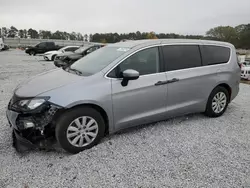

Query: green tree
[76,33,83,40]
[236,24,250,49]
[69,32,77,40]
[89,34,93,42]
[146,32,158,39]
[23,29,27,38]
[8,26,18,38]
[206,26,238,44]
[100,38,107,43]
[28,28,39,39]
[84,34,88,41]
[18,29,24,38]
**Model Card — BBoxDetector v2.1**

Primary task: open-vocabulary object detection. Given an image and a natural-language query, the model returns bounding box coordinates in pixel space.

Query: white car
[0,38,4,50]
[43,46,79,61]
[241,64,250,80]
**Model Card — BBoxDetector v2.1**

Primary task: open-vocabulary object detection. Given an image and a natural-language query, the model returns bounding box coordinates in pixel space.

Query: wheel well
[217,83,232,100]
[68,104,109,135]
[51,54,56,60]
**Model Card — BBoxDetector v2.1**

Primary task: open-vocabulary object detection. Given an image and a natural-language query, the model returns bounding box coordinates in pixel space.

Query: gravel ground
[0,50,250,188]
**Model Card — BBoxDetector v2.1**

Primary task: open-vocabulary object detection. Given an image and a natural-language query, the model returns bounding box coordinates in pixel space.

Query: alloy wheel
[66,116,98,147]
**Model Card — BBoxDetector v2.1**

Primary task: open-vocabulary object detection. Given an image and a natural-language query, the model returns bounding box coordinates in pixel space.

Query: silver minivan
[6,39,240,153]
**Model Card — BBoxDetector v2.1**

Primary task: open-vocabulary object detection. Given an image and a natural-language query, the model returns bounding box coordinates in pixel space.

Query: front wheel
[205,86,229,117]
[51,55,56,61]
[55,107,105,154]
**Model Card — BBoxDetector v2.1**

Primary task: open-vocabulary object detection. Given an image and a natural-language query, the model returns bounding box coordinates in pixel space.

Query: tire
[205,86,229,117]
[29,51,36,56]
[44,56,49,61]
[51,55,56,61]
[55,107,105,154]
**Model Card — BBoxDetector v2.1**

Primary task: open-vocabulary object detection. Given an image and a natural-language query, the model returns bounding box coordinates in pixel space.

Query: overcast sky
[1,0,250,35]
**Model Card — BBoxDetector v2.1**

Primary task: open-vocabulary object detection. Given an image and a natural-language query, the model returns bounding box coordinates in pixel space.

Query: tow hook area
[13,104,62,152]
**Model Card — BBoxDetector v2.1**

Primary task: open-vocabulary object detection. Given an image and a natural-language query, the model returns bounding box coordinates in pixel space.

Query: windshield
[74,46,89,53]
[58,47,66,52]
[70,46,130,76]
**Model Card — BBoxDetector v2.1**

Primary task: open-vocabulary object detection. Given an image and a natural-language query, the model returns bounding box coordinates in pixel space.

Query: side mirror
[121,69,139,86]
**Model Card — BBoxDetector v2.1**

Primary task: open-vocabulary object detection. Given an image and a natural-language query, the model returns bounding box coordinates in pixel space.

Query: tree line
[1,24,250,49]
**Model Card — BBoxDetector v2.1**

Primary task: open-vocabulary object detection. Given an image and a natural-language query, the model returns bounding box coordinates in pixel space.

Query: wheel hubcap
[66,116,98,147]
[212,92,227,113]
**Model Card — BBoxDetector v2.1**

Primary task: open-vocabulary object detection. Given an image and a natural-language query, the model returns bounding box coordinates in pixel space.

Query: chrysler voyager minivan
[6,39,240,153]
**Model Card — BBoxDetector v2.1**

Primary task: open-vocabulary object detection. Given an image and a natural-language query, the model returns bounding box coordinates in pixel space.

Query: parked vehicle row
[43,46,80,61]
[54,44,104,68]
[7,39,240,154]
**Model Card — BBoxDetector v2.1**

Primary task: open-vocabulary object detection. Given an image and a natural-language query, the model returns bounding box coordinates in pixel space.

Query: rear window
[162,45,202,71]
[200,45,230,66]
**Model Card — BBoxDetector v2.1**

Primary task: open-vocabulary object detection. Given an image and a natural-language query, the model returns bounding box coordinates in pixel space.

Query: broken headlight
[13,97,50,112]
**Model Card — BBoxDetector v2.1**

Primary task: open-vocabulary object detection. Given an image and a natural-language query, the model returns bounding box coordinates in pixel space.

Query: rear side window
[200,45,230,66]
[47,42,54,47]
[162,45,202,71]
[65,47,78,52]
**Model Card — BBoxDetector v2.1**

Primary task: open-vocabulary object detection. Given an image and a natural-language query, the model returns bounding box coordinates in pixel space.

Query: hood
[44,50,58,55]
[57,51,74,57]
[15,69,83,97]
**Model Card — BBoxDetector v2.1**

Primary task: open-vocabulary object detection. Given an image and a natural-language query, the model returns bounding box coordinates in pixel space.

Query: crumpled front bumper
[6,109,37,151]
[12,129,37,152]
[6,103,62,152]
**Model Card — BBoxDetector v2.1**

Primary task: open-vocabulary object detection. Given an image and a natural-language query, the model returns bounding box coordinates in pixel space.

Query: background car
[54,44,104,68]
[25,42,64,55]
[241,61,250,80]
[43,46,79,61]
[0,38,4,50]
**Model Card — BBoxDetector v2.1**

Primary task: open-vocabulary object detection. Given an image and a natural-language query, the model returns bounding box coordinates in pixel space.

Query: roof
[108,39,234,48]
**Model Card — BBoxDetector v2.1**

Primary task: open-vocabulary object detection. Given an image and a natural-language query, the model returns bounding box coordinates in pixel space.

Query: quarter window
[116,47,160,77]
[162,45,202,71]
[65,47,78,52]
[200,45,230,65]
[37,42,46,48]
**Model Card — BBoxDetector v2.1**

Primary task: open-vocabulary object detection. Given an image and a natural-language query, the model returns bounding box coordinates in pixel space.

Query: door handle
[166,78,179,84]
[155,81,169,86]
[154,78,179,86]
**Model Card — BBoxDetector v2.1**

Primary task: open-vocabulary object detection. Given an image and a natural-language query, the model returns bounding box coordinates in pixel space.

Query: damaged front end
[6,94,64,152]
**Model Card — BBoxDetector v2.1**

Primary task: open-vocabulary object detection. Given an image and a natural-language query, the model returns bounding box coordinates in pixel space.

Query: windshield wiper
[66,67,83,76]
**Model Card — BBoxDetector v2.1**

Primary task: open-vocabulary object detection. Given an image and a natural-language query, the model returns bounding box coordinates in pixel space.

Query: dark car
[25,42,64,56]
[1,44,9,51]
[54,44,104,68]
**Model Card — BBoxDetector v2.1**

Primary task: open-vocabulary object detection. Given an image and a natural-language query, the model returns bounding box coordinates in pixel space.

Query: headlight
[13,97,50,111]
[59,56,66,60]
[45,53,51,55]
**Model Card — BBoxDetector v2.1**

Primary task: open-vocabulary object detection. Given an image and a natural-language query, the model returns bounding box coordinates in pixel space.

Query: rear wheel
[205,86,229,117]
[55,107,105,154]
[29,51,36,56]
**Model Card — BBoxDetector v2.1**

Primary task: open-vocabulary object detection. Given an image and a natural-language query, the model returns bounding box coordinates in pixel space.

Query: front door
[37,42,46,53]
[109,47,168,130]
